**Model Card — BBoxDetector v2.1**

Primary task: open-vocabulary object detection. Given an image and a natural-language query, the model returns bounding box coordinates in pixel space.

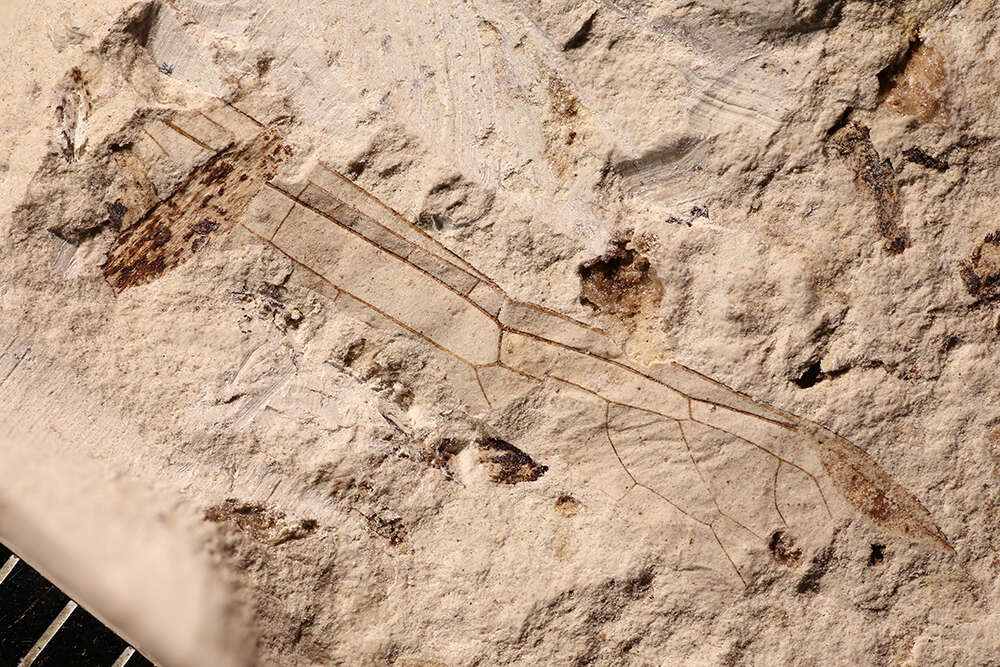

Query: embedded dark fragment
[478,437,548,484]
[106,200,127,228]
[902,147,949,172]
[826,122,908,254]
[769,530,804,568]
[793,361,823,389]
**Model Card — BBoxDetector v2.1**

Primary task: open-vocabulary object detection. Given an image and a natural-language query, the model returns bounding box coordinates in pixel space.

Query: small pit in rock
[793,361,824,389]
[868,543,886,566]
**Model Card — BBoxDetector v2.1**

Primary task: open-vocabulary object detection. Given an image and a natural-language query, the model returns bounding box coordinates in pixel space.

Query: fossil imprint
[102,99,951,586]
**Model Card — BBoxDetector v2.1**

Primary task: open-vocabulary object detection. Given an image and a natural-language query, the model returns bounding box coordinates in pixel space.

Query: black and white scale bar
[0,542,155,667]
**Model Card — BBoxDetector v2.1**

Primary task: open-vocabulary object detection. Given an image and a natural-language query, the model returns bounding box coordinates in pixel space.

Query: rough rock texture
[2,0,1000,665]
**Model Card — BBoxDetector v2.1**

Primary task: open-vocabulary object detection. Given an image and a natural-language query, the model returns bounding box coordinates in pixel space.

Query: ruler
[0,542,154,667]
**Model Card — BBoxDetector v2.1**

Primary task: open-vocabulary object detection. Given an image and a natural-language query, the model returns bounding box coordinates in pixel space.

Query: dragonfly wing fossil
[101,99,951,585]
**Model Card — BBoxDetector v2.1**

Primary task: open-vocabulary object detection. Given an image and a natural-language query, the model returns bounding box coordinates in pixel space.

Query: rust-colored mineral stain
[879,40,948,123]
[102,128,287,292]
[547,74,579,118]
[205,498,318,545]
[204,499,279,539]
[578,231,663,327]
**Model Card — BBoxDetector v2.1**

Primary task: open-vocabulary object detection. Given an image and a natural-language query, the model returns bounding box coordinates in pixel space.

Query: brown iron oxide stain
[547,74,579,118]
[102,128,288,292]
[878,39,948,123]
[554,494,581,517]
[204,498,318,546]
[204,499,278,538]
[542,72,587,177]
[959,230,1000,301]
[826,122,908,254]
[578,231,663,328]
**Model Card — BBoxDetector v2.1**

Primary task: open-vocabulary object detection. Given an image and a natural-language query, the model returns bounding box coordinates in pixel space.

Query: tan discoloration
[542,71,591,178]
